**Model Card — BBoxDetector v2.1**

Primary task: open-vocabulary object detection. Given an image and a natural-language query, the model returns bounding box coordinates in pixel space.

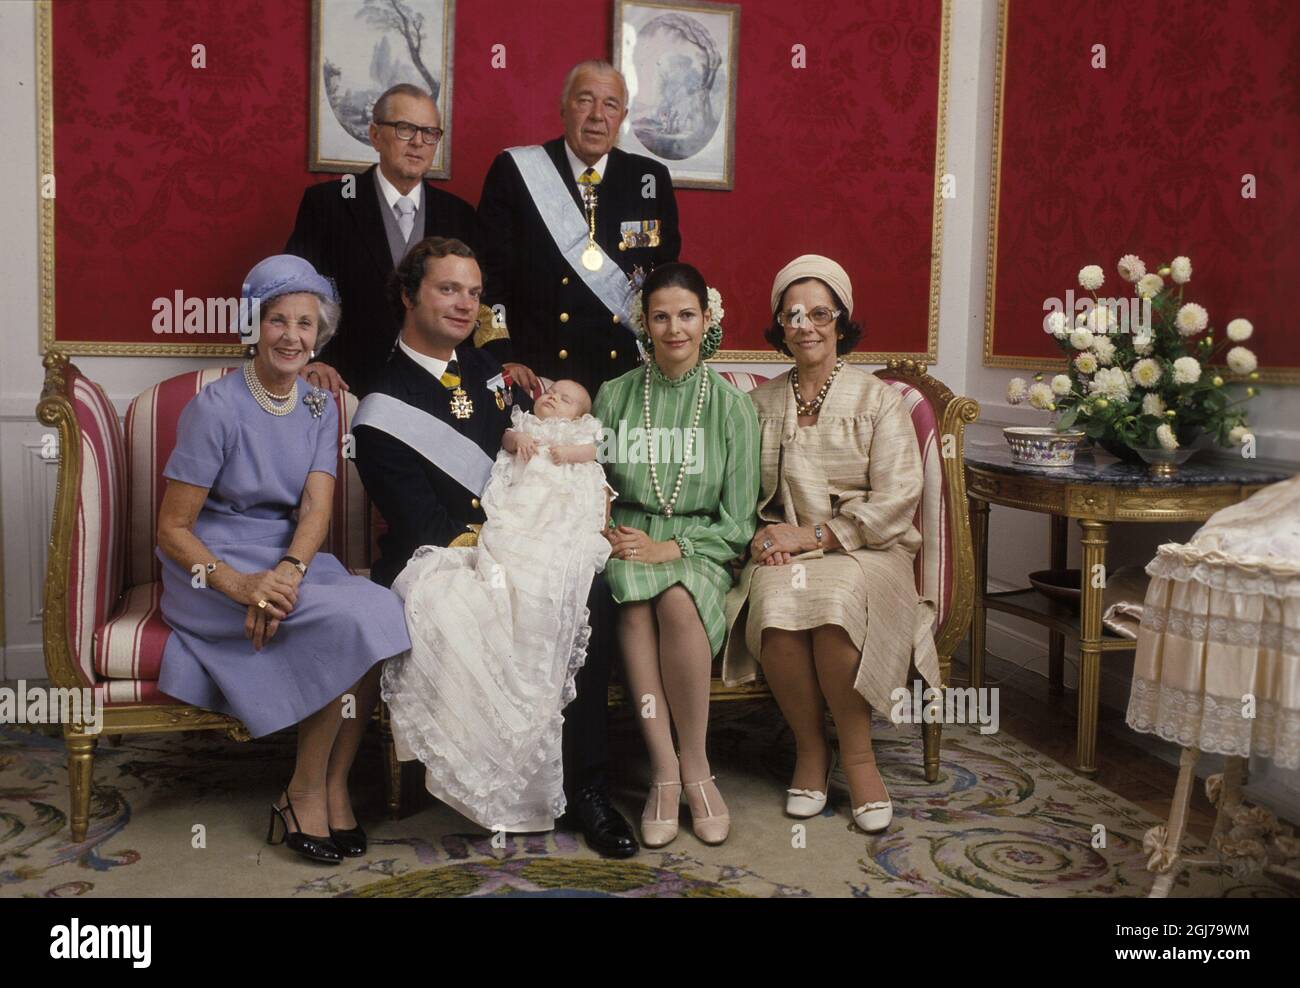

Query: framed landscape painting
[310,0,456,177]
[613,0,740,190]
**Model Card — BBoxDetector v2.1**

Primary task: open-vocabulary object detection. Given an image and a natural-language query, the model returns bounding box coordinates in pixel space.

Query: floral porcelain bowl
[1003,427,1087,467]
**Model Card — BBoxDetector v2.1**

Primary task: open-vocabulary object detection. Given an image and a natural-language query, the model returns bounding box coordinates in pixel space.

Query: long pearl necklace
[791,358,845,416]
[243,360,298,416]
[643,362,707,518]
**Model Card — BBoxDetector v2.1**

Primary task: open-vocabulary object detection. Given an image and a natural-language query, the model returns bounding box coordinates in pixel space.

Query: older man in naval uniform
[353,237,638,859]
[475,60,681,398]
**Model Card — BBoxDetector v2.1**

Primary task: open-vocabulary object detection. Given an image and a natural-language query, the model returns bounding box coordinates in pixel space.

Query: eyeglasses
[376,120,443,145]
[777,306,842,328]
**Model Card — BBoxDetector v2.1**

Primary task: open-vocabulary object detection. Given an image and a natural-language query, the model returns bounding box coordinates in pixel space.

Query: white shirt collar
[564,141,609,184]
[375,165,423,212]
[398,338,454,382]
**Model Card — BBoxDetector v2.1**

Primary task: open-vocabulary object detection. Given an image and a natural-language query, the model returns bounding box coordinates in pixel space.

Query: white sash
[353,392,495,497]
[507,145,634,327]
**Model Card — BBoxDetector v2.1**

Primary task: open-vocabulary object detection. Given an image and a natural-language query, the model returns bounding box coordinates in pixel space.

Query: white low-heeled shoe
[641,780,682,848]
[852,799,893,833]
[785,751,837,818]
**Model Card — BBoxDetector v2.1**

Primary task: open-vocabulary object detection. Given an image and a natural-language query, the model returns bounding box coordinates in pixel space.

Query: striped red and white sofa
[36,352,372,842]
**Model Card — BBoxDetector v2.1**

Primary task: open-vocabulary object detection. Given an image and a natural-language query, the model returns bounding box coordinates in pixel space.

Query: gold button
[618,242,627,251]
[611,314,620,325]
[471,497,480,509]
[559,349,569,360]
[559,312,569,323]
[610,350,618,360]
[561,276,569,286]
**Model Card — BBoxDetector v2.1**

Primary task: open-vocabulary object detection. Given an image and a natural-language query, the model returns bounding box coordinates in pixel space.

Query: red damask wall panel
[986,0,1300,380]
[45,0,945,360]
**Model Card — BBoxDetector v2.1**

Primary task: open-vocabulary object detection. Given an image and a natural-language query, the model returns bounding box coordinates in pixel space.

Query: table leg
[1211,756,1246,842]
[1075,518,1108,776]
[969,496,990,689]
[1148,746,1200,898]
[1048,514,1067,697]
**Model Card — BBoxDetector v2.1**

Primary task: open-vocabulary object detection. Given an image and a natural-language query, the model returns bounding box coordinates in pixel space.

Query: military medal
[450,387,474,419]
[579,179,604,271]
[495,390,505,410]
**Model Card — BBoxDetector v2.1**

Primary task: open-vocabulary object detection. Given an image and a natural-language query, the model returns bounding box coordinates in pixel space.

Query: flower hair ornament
[630,286,725,361]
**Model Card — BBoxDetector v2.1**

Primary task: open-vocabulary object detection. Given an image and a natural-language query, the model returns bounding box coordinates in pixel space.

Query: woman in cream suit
[723,255,940,833]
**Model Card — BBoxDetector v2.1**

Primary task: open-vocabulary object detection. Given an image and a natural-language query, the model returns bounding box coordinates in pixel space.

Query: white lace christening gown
[381,407,612,832]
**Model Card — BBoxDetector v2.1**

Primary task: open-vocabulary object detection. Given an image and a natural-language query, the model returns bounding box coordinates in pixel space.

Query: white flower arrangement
[1007,253,1261,454]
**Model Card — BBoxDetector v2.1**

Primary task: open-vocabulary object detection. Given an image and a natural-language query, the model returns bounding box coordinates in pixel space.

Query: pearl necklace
[791,358,845,416]
[643,363,707,518]
[243,360,298,416]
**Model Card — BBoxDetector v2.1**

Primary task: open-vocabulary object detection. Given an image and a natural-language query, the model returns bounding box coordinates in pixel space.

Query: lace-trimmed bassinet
[1126,474,1300,769]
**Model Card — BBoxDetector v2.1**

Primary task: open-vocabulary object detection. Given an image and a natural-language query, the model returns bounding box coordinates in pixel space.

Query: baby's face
[534,380,591,420]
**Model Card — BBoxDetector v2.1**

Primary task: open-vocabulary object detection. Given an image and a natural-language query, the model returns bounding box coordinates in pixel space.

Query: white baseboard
[1,643,46,681]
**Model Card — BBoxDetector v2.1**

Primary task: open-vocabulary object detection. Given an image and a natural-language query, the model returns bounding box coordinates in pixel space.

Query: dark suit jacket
[354,345,532,588]
[285,165,477,398]
[477,138,680,395]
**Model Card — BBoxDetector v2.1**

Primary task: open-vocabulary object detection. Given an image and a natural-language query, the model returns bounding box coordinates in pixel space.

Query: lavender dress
[157,370,411,738]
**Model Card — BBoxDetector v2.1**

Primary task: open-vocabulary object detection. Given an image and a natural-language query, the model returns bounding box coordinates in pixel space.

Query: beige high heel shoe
[786,750,838,818]
[683,776,730,845]
[641,781,681,848]
[848,760,892,833]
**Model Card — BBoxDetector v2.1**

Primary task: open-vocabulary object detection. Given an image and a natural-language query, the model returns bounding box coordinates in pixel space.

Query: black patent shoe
[329,824,367,857]
[566,786,638,859]
[267,790,343,865]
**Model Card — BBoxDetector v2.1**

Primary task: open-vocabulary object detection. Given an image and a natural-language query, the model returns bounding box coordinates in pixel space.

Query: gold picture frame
[983,0,1299,384]
[309,0,456,179]
[712,0,949,364]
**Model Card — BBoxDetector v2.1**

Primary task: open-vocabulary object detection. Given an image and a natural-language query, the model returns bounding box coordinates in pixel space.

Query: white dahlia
[1136,273,1164,299]
[1069,328,1095,350]
[1027,382,1055,410]
[1226,346,1258,374]
[1117,254,1146,282]
[1175,302,1209,337]
[1091,336,1117,365]
[1088,366,1131,400]
[1050,374,1072,396]
[1074,352,1099,374]
[1006,377,1029,404]
[1172,356,1202,385]
[1131,358,1162,388]
[1156,423,1179,450]
[1132,335,1154,356]
[1045,310,1068,336]
[1142,392,1166,416]
[1228,425,1253,445]
[1170,256,1192,284]
[1226,318,1253,342]
[1078,265,1105,291]
[1086,304,1113,335]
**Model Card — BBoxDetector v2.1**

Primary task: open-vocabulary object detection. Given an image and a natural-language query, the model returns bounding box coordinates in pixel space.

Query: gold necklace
[791,359,844,416]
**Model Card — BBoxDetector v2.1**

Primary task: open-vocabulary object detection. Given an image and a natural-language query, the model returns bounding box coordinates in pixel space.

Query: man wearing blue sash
[476,60,681,397]
[354,237,638,858]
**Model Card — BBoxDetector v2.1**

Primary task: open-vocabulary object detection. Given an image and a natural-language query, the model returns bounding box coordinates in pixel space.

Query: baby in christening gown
[381,380,613,832]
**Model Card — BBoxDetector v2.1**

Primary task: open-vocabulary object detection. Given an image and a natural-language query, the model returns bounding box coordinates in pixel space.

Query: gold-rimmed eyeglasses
[776,305,842,328]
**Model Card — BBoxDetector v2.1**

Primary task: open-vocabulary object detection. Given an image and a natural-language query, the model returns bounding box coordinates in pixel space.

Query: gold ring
[257,599,269,610]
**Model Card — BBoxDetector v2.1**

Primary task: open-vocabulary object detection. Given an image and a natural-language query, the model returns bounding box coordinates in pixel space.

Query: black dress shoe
[566,786,638,859]
[329,824,367,857]
[267,791,342,865]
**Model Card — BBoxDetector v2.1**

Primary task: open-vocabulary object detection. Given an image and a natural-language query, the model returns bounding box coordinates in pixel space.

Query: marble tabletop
[965,440,1295,487]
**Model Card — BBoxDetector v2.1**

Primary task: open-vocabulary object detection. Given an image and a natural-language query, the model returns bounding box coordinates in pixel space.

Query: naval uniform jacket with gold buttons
[476,137,681,395]
[354,345,531,588]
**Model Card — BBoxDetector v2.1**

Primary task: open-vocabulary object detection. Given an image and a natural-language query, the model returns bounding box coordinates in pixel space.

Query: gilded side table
[963,443,1291,775]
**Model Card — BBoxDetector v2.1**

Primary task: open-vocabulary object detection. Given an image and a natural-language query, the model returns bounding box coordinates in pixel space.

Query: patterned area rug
[0,703,1291,898]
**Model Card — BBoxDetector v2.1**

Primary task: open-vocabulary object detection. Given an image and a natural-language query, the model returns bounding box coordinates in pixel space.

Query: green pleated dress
[593,361,761,657]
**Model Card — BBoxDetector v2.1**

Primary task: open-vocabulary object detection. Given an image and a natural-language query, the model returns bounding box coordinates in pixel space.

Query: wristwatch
[278,555,307,577]
[814,524,824,548]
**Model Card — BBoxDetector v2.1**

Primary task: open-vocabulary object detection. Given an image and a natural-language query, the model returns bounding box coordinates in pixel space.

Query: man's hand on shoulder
[303,362,348,397]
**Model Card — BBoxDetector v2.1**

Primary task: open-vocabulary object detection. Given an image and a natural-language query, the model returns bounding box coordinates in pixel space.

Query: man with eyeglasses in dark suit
[286,83,476,399]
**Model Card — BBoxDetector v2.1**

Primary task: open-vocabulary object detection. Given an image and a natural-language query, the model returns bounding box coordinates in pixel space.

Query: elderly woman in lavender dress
[156,255,410,865]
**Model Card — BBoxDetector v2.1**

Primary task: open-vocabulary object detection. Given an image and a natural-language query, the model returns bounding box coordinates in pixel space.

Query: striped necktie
[440,359,461,389]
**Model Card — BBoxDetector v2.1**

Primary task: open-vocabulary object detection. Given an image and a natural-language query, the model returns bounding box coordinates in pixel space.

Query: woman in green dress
[593,262,760,848]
